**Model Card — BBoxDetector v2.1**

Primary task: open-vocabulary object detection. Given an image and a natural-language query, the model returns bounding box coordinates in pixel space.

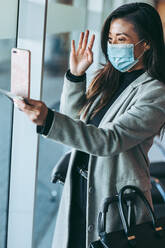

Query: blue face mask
[107,40,144,72]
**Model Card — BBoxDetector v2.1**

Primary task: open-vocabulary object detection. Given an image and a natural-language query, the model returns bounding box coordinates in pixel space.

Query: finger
[86,49,93,63]
[88,34,95,50]
[77,32,84,51]
[23,98,41,106]
[13,101,22,111]
[14,99,35,112]
[18,107,40,124]
[13,98,26,108]
[23,105,48,125]
[71,40,76,54]
[82,30,89,51]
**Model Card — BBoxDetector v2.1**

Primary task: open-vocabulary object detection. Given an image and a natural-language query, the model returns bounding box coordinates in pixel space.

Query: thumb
[24,98,42,106]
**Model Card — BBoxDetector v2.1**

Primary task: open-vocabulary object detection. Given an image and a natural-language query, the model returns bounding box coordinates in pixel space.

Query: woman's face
[108,18,147,71]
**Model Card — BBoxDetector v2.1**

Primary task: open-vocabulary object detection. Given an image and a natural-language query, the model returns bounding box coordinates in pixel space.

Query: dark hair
[81,2,165,119]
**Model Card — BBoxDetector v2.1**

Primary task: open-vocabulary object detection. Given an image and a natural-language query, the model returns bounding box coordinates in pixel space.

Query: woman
[14,2,165,248]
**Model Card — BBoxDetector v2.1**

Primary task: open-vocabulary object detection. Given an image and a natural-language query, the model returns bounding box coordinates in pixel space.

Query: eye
[118,37,126,42]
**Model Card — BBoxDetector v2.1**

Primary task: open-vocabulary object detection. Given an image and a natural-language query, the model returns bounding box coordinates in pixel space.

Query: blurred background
[0,0,165,247]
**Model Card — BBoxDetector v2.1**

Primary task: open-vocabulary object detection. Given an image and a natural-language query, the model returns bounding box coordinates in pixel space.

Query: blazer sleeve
[45,85,165,157]
[60,74,87,120]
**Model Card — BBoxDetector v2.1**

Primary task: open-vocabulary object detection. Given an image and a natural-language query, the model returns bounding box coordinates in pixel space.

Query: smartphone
[11,48,31,99]
[0,88,24,101]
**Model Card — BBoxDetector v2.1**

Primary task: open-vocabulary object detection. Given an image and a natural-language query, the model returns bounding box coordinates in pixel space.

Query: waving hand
[70,30,95,76]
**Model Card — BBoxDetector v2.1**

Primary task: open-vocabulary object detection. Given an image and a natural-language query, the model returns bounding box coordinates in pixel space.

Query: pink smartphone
[11,48,31,99]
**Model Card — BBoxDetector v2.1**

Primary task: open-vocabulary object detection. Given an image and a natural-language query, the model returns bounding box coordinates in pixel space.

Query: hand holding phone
[14,98,48,126]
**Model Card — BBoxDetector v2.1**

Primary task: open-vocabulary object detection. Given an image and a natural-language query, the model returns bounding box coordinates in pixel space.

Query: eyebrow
[109,32,131,38]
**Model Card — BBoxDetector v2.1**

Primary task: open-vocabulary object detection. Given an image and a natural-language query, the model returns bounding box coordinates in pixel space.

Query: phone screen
[11,48,31,98]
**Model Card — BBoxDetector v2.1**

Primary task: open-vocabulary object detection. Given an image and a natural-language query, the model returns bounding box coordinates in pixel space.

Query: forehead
[109,18,139,39]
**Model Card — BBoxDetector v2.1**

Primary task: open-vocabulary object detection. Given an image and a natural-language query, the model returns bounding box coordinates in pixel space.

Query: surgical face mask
[107,40,144,72]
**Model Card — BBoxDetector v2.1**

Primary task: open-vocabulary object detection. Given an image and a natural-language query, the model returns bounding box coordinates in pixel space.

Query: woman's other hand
[13,98,48,126]
[70,30,95,76]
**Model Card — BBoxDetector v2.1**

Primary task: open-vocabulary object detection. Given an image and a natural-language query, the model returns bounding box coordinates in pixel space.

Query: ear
[144,41,150,51]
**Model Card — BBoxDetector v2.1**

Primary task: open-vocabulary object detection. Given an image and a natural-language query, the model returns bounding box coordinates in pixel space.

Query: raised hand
[70,30,95,76]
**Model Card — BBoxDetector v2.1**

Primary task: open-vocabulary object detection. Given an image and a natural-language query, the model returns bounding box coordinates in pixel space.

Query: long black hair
[81,2,165,118]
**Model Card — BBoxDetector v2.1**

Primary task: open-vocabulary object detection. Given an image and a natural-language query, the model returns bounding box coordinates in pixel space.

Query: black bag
[51,151,71,184]
[89,185,165,248]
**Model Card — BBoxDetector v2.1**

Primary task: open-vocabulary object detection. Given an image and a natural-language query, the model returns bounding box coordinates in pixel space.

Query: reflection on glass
[156,0,165,40]
[54,0,73,5]
[33,32,71,248]
[0,39,16,247]
[45,33,70,77]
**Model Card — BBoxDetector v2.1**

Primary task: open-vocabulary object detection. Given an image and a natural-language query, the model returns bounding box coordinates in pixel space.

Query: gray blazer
[45,72,165,248]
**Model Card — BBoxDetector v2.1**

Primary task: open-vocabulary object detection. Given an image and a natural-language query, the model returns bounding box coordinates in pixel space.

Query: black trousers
[68,168,87,248]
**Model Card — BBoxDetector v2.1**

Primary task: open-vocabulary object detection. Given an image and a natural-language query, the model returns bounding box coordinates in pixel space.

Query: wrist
[66,69,86,82]
[37,108,54,135]
[42,107,48,126]
[70,70,85,77]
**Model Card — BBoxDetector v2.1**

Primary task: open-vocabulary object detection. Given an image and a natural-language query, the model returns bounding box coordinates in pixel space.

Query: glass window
[55,0,73,5]
[33,31,71,248]
[33,1,86,247]
[156,0,165,40]
[0,1,19,247]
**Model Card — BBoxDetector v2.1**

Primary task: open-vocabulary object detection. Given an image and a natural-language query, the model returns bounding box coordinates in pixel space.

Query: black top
[37,68,145,170]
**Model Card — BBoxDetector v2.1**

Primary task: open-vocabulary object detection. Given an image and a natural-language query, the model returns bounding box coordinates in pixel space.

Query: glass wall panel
[156,0,165,39]
[55,0,73,5]
[33,1,86,247]
[33,34,70,248]
[0,1,19,247]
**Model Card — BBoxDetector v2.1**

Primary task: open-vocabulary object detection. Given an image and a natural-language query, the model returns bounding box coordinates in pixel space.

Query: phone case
[11,48,31,98]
